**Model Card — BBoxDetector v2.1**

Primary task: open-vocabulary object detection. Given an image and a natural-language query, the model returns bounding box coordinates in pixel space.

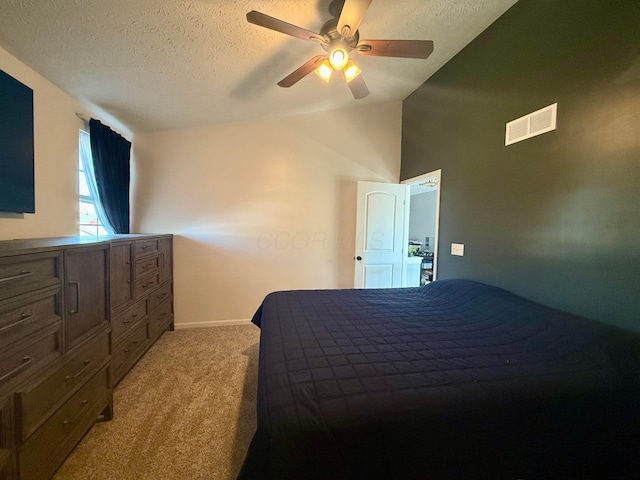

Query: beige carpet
[53,325,260,480]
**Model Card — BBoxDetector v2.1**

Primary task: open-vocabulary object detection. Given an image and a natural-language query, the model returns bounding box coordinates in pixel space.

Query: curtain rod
[75,112,130,140]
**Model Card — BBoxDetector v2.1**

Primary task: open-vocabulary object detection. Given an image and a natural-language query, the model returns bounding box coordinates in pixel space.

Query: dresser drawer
[112,322,149,382]
[148,298,173,340]
[112,299,147,342]
[134,273,159,299]
[18,366,110,480]
[147,282,172,313]
[16,333,110,441]
[0,252,61,302]
[0,325,62,388]
[134,254,159,278]
[0,289,61,351]
[134,239,159,258]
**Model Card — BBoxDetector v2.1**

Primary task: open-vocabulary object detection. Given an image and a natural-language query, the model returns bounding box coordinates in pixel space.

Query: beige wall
[132,102,403,325]
[0,46,85,240]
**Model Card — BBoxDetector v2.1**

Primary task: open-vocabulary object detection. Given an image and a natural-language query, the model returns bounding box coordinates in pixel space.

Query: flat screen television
[0,69,35,214]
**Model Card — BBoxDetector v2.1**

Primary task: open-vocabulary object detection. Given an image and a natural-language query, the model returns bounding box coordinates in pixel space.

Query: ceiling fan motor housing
[319,18,359,52]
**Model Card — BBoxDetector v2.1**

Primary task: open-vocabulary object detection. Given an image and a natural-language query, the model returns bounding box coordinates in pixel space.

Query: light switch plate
[451,243,464,256]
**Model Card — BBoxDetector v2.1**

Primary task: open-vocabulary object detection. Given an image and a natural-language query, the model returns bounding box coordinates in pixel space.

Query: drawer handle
[157,293,168,299]
[68,281,81,314]
[142,283,152,288]
[0,313,34,333]
[62,399,89,426]
[141,245,151,250]
[123,312,139,324]
[0,356,33,382]
[159,312,169,318]
[65,360,91,381]
[0,270,34,283]
[124,340,140,354]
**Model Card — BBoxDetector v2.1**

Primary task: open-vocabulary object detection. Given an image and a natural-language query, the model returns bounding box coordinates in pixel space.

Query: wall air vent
[505,103,557,146]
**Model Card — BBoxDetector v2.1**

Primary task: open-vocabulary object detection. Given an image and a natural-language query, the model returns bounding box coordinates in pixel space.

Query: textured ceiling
[0,0,517,133]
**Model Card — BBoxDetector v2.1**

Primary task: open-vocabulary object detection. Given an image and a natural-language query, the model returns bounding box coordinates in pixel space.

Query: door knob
[355,256,362,261]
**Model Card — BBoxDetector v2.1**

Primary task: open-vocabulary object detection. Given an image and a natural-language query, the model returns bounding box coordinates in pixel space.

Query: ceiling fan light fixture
[315,59,333,82]
[343,60,361,83]
[329,47,349,70]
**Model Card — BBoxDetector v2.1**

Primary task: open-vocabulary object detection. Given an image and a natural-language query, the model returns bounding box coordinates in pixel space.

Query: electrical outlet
[451,243,464,256]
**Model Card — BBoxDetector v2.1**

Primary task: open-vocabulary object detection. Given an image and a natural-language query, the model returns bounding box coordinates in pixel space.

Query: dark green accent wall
[401,0,640,330]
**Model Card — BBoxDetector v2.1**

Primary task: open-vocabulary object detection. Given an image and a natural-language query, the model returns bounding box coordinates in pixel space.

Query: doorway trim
[401,169,442,281]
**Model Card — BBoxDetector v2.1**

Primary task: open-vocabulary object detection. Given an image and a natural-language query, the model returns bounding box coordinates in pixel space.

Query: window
[78,130,109,236]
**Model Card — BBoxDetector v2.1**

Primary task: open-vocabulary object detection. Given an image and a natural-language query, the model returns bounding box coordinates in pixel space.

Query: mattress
[239,279,640,479]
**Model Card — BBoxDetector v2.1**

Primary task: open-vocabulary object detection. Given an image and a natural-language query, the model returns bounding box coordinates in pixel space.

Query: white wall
[0,46,86,239]
[132,102,403,326]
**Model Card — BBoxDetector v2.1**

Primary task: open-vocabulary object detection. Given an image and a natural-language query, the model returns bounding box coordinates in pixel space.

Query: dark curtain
[89,118,131,234]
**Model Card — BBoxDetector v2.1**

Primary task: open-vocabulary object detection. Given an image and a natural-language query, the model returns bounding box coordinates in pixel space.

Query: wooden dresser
[0,234,174,480]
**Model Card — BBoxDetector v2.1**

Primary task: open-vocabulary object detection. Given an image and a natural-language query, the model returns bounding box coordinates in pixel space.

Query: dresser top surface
[0,234,172,257]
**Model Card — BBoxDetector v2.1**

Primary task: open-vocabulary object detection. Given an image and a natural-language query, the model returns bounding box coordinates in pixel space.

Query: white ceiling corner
[0,0,518,133]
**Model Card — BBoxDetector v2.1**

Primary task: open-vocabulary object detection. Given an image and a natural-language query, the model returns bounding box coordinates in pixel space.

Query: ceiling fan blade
[337,0,372,38]
[347,74,369,99]
[247,10,324,43]
[357,40,434,58]
[278,55,326,88]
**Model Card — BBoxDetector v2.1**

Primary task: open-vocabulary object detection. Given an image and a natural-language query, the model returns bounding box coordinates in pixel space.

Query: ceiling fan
[246,0,434,99]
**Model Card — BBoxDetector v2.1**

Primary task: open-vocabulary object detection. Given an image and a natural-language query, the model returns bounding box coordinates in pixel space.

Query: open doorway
[352,171,441,289]
[401,169,441,286]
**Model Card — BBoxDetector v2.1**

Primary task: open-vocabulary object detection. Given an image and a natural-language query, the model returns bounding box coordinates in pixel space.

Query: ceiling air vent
[505,103,557,146]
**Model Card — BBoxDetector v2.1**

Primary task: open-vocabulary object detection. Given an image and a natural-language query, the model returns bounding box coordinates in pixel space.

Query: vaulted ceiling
[0,0,517,133]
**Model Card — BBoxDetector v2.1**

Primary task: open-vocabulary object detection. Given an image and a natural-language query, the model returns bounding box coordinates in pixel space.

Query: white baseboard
[174,319,252,330]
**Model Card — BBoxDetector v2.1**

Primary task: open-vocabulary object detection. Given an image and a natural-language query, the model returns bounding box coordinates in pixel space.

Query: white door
[354,181,409,288]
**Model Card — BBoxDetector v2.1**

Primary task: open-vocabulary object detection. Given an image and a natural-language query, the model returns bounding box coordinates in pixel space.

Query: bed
[238,280,640,479]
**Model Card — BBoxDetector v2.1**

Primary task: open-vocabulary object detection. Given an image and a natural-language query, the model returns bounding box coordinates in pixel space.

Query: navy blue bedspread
[238,280,640,479]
